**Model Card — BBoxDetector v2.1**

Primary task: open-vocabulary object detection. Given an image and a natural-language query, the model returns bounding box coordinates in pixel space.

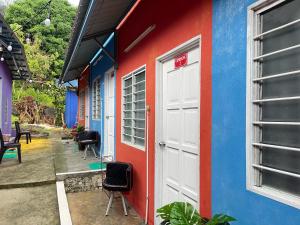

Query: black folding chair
[103,162,133,216]
[0,129,21,164]
[77,131,100,159]
[15,121,31,144]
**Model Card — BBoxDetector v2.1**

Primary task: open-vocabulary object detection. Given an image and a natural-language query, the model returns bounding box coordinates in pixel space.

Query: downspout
[145,105,150,224]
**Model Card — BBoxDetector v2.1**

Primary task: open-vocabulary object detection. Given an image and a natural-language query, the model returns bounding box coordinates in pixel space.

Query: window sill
[121,140,145,151]
[248,185,300,210]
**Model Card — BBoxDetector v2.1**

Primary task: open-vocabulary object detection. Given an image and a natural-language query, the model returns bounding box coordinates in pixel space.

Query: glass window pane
[135,111,145,119]
[134,138,144,147]
[135,71,145,83]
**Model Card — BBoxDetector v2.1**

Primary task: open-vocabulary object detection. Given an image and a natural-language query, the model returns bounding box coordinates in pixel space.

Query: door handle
[159,141,166,147]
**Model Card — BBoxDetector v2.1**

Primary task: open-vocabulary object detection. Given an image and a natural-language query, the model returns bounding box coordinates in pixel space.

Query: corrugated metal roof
[0,14,30,80]
[61,0,136,83]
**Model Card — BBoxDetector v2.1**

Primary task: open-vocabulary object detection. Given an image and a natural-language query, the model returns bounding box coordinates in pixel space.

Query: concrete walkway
[0,137,59,225]
[67,190,143,225]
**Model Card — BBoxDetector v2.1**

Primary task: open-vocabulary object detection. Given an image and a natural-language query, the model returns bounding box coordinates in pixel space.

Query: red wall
[116,0,212,224]
[77,67,89,127]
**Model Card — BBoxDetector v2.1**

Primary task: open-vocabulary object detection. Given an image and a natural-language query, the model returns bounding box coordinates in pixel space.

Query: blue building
[212,0,300,224]
[65,87,78,128]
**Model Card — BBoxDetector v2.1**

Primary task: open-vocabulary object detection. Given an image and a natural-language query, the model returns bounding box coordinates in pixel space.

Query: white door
[85,86,90,130]
[159,46,200,209]
[104,68,115,158]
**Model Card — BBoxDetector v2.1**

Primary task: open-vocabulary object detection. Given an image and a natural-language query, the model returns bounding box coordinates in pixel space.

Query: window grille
[92,78,101,120]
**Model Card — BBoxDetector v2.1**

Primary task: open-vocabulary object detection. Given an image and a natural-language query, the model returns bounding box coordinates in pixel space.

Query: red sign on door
[174,53,188,69]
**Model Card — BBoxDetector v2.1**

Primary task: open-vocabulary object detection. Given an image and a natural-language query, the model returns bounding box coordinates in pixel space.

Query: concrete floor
[0,137,59,225]
[54,139,101,174]
[0,184,59,225]
[0,138,56,188]
[67,190,144,225]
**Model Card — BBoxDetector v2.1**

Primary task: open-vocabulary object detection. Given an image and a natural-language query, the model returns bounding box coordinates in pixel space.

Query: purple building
[0,14,30,136]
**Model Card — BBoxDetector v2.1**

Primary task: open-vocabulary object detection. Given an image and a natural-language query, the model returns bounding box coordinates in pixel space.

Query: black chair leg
[26,134,29,144]
[0,149,7,164]
[17,146,21,163]
[29,133,31,143]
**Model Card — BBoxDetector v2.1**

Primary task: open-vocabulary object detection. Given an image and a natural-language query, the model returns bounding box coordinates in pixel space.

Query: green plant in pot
[77,125,85,133]
[157,202,235,225]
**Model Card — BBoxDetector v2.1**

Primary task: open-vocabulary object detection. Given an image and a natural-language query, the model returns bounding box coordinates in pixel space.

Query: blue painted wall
[89,36,114,154]
[65,89,78,128]
[212,1,300,224]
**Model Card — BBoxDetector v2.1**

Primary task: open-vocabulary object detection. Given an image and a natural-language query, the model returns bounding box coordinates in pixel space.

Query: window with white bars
[92,78,101,120]
[247,0,300,206]
[122,67,146,149]
[79,91,85,119]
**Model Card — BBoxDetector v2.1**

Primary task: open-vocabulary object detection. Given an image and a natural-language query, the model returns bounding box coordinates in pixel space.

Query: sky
[68,0,79,6]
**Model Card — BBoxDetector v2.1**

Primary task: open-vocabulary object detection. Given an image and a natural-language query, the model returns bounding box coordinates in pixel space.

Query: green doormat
[3,150,17,159]
[88,162,106,170]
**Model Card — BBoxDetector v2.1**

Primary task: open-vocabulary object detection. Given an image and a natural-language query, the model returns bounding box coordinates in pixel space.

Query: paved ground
[0,184,59,225]
[0,137,59,225]
[54,138,101,174]
[67,190,144,225]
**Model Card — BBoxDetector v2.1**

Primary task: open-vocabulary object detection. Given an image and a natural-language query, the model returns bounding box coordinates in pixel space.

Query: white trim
[155,35,201,225]
[121,65,146,151]
[56,181,72,225]
[246,0,300,209]
[253,70,300,82]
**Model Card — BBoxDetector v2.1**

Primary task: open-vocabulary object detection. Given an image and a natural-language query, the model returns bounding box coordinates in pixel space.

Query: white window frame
[247,0,300,209]
[121,65,146,150]
[79,90,85,120]
[92,77,101,120]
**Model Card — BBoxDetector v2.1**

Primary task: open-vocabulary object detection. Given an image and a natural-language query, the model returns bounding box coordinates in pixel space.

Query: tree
[5,0,76,125]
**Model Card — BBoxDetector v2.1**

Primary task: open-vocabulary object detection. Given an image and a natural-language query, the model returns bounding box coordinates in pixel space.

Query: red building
[77,67,90,129]
[115,0,212,224]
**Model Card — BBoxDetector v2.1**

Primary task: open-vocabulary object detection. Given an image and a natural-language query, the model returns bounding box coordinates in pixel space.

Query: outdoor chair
[0,129,21,164]
[103,162,133,216]
[15,121,31,144]
[77,131,99,160]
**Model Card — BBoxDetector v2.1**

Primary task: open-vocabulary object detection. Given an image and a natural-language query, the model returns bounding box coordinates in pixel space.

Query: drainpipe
[145,105,150,224]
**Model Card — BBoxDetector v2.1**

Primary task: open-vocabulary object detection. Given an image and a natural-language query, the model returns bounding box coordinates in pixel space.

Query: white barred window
[79,90,85,119]
[92,78,101,120]
[247,0,300,207]
[122,67,146,149]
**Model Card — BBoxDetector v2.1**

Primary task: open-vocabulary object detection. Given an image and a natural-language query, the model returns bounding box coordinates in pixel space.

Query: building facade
[0,62,12,135]
[115,0,212,223]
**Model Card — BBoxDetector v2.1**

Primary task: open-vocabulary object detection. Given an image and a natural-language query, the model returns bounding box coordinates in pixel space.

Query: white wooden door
[104,68,115,158]
[85,86,90,130]
[160,46,200,208]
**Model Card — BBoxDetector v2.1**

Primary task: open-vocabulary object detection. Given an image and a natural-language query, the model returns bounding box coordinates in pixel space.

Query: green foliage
[77,125,85,133]
[5,0,76,125]
[157,202,236,225]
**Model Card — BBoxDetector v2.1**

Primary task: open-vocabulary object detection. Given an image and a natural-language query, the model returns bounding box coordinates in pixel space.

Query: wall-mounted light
[25,34,31,44]
[44,18,51,27]
[0,56,4,62]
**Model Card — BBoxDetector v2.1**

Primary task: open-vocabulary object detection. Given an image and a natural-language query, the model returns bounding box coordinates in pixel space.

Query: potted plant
[157,202,235,225]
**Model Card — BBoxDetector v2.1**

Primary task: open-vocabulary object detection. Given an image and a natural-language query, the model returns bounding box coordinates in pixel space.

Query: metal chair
[103,162,133,216]
[77,131,99,160]
[0,129,21,164]
[15,121,31,144]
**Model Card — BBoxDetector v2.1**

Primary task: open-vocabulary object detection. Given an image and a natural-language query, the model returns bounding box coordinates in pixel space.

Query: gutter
[60,0,97,84]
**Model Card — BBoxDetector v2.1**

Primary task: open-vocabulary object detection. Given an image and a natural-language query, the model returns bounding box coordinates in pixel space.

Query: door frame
[104,67,115,158]
[154,35,201,224]
[85,86,90,130]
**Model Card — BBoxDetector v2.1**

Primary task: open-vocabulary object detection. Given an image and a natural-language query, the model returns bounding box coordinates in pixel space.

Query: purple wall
[0,62,12,135]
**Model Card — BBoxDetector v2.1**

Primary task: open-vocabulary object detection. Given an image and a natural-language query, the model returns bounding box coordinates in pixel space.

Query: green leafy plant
[157,202,235,225]
[77,125,85,133]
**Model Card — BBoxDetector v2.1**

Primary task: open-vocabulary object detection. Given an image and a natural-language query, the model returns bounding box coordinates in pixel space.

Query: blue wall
[89,36,114,154]
[212,0,300,224]
[65,89,78,128]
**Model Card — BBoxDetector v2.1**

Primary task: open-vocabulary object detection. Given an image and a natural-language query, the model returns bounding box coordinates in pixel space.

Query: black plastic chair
[0,129,21,164]
[103,162,133,216]
[77,131,100,159]
[15,121,31,144]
